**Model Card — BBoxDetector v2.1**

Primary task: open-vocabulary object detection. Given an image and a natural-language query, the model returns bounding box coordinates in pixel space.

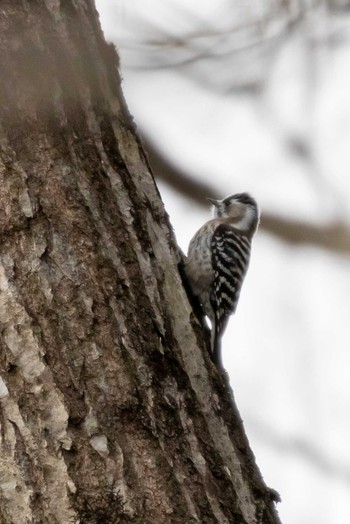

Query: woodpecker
[185,192,260,367]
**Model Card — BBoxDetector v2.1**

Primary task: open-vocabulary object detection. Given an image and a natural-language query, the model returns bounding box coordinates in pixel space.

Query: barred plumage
[186,192,260,367]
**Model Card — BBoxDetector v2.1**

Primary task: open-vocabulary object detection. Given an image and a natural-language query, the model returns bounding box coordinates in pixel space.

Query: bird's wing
[210,224,251,364]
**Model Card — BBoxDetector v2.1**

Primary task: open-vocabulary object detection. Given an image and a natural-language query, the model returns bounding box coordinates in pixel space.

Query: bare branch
[144,136,350,255]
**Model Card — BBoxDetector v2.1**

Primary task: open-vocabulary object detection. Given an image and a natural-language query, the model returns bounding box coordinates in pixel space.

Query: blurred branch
[248,418,350,484]
[144,136,350,255]
[117,2,341,94]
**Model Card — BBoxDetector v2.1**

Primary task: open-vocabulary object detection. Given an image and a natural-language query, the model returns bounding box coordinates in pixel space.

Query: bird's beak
[207,197,220,207]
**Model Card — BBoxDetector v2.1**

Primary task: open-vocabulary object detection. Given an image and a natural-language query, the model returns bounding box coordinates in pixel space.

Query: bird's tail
[211,317,224,369]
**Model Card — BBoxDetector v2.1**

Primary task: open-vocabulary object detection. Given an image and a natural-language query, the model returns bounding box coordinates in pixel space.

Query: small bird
[185,192,260,367]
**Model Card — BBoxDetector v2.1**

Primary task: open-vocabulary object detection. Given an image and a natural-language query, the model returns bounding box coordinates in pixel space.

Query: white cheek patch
[234,206,255,231]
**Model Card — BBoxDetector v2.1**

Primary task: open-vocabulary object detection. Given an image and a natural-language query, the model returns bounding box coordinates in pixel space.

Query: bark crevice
[0,2,281,523]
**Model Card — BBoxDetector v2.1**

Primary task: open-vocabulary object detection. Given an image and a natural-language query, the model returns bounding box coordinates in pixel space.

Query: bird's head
[208,192,260,234]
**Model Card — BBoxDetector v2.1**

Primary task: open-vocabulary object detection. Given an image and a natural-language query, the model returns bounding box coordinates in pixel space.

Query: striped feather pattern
[210,224,251,361]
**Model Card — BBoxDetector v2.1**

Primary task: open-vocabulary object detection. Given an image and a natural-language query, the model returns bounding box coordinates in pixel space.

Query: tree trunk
[0,2,281,523]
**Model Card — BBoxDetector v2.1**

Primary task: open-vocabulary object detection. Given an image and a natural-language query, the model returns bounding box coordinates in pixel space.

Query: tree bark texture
[0,2,281,523]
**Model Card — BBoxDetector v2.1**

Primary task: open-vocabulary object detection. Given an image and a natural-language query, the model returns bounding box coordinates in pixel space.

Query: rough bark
[0,2,281,523]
